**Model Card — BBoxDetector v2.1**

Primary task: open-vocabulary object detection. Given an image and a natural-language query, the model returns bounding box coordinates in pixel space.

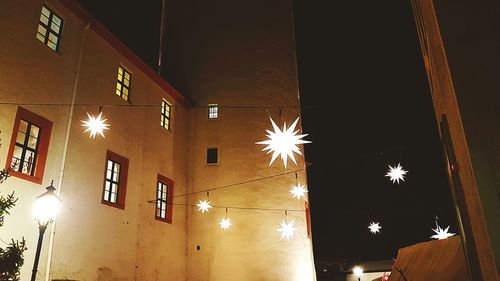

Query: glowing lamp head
[353,266,363,278]
[33,182,62,227]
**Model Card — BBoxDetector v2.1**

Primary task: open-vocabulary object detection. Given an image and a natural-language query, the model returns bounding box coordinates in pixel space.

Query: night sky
[78,0,457,264]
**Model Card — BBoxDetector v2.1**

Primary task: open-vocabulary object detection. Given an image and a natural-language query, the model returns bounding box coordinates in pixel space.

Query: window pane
[104,190,110,201]
[28,136,38,149]
[113,162,120,173]
[19,120,28,134]
[107,160,113,170]
[16,131,26,145]
[52,15,61,26]
[23,151,35,174]
[106,169,112,180]
[40,14,49,25]
[113,170,119,182]
[48,41,57,51]
[30,125,40,138]
[36,33,46,42]
[105,181,111,192]
[48,33,57,43]
[110,192,117,203]
[51,22,60,33]
[42,6,50,17]
[37,25,47,36]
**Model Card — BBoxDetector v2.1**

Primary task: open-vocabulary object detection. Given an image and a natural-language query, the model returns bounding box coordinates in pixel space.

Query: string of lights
[146,201,305,212]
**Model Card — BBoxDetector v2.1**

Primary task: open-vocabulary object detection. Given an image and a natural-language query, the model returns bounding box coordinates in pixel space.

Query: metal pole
[31,225,47,281]
[157,0,167,74]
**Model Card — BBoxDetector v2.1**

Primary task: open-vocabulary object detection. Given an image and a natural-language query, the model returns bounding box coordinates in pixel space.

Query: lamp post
[353,266,364,281]
[31,181,61,281]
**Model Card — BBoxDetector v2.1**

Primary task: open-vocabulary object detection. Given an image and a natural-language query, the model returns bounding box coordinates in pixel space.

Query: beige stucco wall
[0,0,188,280]
[164,0,317,280]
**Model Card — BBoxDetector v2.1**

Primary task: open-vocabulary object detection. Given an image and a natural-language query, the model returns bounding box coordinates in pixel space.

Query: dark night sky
[78,0,457,264]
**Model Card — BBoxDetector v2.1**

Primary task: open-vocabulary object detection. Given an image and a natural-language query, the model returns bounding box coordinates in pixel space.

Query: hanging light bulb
[277,219,297,241]
[289,183,308,199]
[219,218,232,230]
[368,222,382,234]
[219,208,231,230]
[256,117,311,168]
[196,199,212,213]
[385,163,408,184]
[81,110,110,138]
[431,221,455,240]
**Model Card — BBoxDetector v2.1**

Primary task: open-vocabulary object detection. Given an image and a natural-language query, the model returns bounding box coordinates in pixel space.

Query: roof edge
[59,0,193,108]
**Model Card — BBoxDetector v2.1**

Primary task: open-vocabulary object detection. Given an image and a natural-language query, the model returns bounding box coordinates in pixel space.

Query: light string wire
[147,168,307,212]
[146,201,304,212]
[171,168,306,198]
[0,102,300,109]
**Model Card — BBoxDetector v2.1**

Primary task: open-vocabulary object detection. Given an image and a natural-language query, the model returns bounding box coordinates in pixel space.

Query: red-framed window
[5,107,52,184]
[305,201,312,238]
[102,150,129,209]
[156,174,174,223]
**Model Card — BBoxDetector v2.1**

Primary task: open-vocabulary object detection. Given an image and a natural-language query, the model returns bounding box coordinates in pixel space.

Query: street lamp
[31,181,61,281]
[353,266,364,281]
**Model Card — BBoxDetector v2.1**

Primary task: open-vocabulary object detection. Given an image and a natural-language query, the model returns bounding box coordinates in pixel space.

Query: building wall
[165,1,316,280]
[411,0,500,280]
[0,1,188,280]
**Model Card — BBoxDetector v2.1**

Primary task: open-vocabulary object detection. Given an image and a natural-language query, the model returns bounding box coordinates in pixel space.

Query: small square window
[207,148,218,164]
[102,150,129,209]
[116,66,131,102]
[161,98,172,130]
[36,6,63,52]
[208,104,219,119]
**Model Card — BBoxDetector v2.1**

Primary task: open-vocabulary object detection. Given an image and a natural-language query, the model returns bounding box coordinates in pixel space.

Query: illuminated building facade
[0,0,315,281]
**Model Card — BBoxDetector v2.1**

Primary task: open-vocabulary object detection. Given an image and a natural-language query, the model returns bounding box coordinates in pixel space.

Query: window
[116,66,131,101]
[156,175,174,223]
[5,107,52,184]
[207,148,218,164]
[208,104,219,119]
[102,150,129,209]
[36,6,63,52]
[161,98,172,130]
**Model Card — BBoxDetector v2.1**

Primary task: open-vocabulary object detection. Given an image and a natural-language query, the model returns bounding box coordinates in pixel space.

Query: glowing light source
[385,163,408,184]
[33,182,62,226]
[277,220,297,240]
[353,266,364,278]
[256,117,311,168]
[196,199,212,213]
[431,222,456,240]
[368,222,382,234]
[289,183,308,199]
[219,218,232,230]
[81,112,110,138]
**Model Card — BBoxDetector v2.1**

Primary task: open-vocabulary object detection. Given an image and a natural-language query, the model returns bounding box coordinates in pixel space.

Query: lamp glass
[353,266,363,278]
[33,188,61,226]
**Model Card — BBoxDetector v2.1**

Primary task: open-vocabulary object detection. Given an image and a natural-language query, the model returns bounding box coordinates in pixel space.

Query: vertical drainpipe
[157,0,167,75]
[43,22,90,281]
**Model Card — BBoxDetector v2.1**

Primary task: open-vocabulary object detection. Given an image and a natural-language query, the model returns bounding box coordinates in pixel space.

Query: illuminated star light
[256,117,311,169]
[385,163,408,184]
[196,200,212,213]
[219,218,232,230]
[289,183,308,199]
[431,223,456,240]
[368,222,382,234]
[277,220,297,241]
[81,112,110,138]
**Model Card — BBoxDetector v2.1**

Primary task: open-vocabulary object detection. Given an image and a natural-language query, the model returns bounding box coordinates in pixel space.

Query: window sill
[101,200,125,210]
[9,170,43,185]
